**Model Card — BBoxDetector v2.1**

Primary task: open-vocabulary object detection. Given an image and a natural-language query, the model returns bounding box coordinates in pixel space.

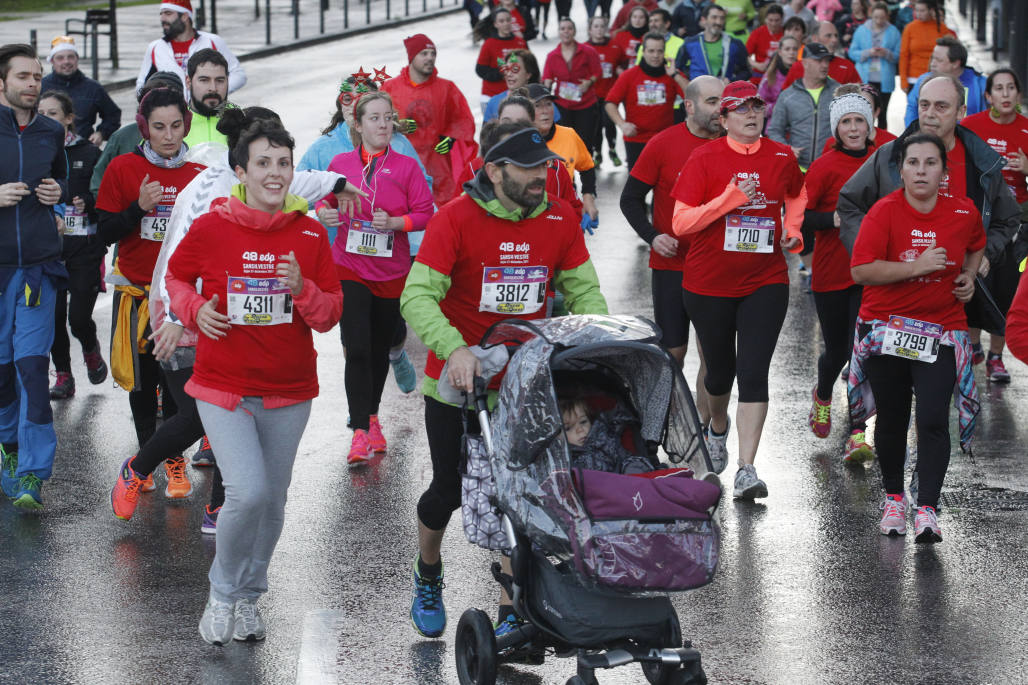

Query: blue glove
[580,214,599,235]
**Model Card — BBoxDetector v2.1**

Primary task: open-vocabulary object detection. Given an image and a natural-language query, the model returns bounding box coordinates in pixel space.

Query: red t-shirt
[782,57,862,89]
[588,39,624,99]
[852,190,986,330]
[170,39,194,70]
[95,153,206,286]
[630,124,716,270]
[804,147,872,292]
[610,30,644,71]
[670,137,804,297]
[477,36,529,96]
[746,26,783,73]
[415,194,592,381]
[543,43,603,110]
[938,138,967,199]
[167,205,341,399]
[604,66,681,142]
[962,111,1028,204]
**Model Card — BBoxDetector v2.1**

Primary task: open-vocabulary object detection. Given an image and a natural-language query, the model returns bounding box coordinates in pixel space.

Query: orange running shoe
[368,416,387,453]
[141,472,155,492]
[347,429,374,465]
[111,457,146,521]
[164,456,193,498]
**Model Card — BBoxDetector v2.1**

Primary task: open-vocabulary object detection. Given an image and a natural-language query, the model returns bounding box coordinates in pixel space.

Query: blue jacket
[483,89,562,123]
[40,69,121,141]
[674,33,751,81]
[0,104,68,269]
[904,67,988,127]
[848,20,902,93]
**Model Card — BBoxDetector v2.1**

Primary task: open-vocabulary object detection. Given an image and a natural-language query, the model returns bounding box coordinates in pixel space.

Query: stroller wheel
[455,609,498,685]
[642,660,707,685]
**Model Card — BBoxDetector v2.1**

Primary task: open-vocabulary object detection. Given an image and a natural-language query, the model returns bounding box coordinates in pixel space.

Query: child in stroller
[560,394,652,476]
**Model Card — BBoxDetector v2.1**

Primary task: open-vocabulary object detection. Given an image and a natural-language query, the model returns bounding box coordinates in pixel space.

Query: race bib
[558,81,583,102]
[63,207,95,236]
[601,61,613,79]
[880,315,941,364]
[636,82,666,105]
[227,276,294,326]
[140,204,171,242]
[723,215,775,253]
[345,219,394,257]
[480,266,549,314]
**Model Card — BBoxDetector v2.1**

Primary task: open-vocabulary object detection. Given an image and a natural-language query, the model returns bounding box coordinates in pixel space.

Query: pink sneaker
[347,429,374,465]
[879,495,907,536]
[914,505,942,543]
[808,387,831,438]
[367,415,387,452]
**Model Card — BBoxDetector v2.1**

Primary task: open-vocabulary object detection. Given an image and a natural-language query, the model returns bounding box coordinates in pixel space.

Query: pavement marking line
[296,609,345,685]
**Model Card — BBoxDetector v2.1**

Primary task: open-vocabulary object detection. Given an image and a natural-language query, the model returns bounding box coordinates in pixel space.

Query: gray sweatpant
[197,397,312,602]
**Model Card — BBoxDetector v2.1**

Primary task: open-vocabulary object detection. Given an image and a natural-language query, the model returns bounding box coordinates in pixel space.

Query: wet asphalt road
[4,9,1028,685]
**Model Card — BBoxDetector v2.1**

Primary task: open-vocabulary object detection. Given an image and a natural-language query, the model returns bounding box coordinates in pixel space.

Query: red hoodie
[167,195,343,409]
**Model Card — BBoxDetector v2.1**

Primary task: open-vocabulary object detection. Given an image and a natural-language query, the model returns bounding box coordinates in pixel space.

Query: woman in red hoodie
[166,121,343,646]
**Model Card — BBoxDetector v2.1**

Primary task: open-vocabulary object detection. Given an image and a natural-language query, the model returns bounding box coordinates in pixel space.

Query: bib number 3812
[881,315,942,363]
[480,266,549,314]
[227,276,294,326]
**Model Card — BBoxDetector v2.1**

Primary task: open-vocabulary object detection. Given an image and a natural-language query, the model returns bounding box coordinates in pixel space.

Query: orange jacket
[899,19,955,89]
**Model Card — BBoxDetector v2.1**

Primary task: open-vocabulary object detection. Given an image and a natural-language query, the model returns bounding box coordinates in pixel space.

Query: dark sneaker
[192,435,215,467]
[0,444,18,498]
[609,151,622,167]
[971,343,985,366]
[410,557,446,638]
[201,505,220,535]
[83,347,108,385]
[49,371,75,399]
[13,474,43,510]
[986,356,1011,383]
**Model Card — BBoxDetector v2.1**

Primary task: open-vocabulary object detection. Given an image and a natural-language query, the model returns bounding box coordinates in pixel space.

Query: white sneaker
[913,505,942,543]
[233,597,267,641]
[732,463,767,500]
[198,595,235,645]
[879,495,907,536]
[705,417,730,474]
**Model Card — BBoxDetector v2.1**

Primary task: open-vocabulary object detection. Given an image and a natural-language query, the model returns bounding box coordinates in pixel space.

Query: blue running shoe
[13,474,43,510]
[391,350,417,394]
[495,613,524,639]
[410,557,446,638]
[1,445,18,498]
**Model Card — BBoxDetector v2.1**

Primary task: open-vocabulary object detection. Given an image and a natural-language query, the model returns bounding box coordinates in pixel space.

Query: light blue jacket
[848,20,901,93]
[296,123,432,251]
[903,67,988,127]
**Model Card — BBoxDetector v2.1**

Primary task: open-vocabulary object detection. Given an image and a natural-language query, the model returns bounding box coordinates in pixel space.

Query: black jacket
[62,136,106,263]
[41,69,121,141]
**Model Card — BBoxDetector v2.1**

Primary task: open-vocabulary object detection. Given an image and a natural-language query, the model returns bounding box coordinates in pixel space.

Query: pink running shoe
[986,356,1011,383]
[368,416,387,453]
[879,495,907,536]
[808,387,831,438]
[347,429,374,465]
[914,505,942,543]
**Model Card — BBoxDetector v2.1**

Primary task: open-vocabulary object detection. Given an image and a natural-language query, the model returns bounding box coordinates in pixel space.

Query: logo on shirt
[241,250,276,272]
[734,172,768,209]
[955,209,970,214]
[498,240,530,264]
[545,214,562,220]
[302,230,320,237]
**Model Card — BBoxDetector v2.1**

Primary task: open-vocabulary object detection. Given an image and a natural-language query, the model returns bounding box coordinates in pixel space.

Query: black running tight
[417,396,481,531]
[127,350,177,448]
[682,283,789,403]
[340,281,401,432]
[135,366,204,475]
[812,285,862,404]
[555,102,600,157]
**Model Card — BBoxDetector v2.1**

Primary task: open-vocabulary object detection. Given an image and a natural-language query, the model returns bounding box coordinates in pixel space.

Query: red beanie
[404,34,435,63]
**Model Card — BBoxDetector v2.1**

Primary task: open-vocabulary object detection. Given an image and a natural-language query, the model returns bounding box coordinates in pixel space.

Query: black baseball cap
[523,83,555,103]
[483,127,563,168]
[803,42,833,61]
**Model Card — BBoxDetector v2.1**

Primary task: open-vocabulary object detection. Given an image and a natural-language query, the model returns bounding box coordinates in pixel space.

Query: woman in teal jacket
[849,6,901,129]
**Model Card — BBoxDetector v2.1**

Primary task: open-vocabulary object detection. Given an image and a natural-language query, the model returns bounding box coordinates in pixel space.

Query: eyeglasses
[733,102,766,114]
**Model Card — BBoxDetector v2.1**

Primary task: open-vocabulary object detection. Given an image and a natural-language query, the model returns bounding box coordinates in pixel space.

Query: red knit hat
[160,0,193,19]
[404,34,435,63]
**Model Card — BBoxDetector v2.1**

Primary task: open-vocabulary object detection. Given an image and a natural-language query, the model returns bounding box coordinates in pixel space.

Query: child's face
[562,404,592,447]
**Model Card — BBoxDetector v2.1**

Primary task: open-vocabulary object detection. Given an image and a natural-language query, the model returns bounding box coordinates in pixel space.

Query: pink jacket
[318,147,434,282]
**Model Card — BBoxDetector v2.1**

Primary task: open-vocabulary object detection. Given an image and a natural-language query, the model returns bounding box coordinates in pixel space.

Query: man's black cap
[483,127,563,168]
[804,42,833,60]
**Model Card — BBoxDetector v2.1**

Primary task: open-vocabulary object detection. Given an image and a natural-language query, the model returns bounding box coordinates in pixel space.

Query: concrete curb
[101,5,462,92]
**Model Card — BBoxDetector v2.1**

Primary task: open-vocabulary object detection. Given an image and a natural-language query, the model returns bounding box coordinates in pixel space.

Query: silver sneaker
[733,464,768,500]
[233,597,266,641]
[198,595,236,646]
[705,417,731,474]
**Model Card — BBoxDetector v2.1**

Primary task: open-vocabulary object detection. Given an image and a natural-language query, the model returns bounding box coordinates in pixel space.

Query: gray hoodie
[766,77,840,170]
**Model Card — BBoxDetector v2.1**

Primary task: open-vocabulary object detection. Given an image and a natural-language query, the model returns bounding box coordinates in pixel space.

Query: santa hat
[160,0,193,19]
[404,34,435,63]
[47,36,79,63]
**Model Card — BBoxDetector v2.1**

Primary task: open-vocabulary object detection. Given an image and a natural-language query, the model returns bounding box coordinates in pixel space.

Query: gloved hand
[580,214,599,235]
[397,118,417,135]
[435,136,454,155]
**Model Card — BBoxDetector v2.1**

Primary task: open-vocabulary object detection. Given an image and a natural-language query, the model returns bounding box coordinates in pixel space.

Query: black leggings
[127,350,177,448]
[340,280,401,432]
[813,285,862,404]
[51,258,101,373]
[593,98,617,157]
[417,395,480,531]
[625,140,646,170]
[863,336,956,509]
[682,283,789,403]
[555,102,600,157]
[555,0,572,19]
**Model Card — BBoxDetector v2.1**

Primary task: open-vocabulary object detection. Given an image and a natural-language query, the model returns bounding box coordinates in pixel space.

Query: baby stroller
[455,315,720,685]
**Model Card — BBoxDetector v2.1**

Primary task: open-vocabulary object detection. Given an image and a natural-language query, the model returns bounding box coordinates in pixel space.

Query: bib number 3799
[881,315,942,363]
